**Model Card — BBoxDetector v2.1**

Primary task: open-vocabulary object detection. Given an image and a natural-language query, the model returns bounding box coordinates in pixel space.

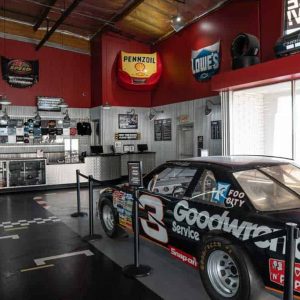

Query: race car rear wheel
[199,237,261,300]
[99,198,119,238]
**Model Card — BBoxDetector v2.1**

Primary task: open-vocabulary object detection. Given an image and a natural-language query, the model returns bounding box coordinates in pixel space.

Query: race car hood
[263,208,300,226]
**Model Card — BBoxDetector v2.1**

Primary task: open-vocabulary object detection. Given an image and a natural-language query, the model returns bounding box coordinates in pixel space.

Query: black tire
[232,56,260,70]
[199,237,262,300]
[231,33,260,57]
[99,197,119,238]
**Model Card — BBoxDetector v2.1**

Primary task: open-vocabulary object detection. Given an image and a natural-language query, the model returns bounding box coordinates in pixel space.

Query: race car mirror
[128,161,143,188]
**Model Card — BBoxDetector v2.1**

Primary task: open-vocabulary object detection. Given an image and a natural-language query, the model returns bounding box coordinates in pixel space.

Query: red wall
[91,35,102,108]
[0,38,91,108]
[99,33,151,107]
[151,0,284,106]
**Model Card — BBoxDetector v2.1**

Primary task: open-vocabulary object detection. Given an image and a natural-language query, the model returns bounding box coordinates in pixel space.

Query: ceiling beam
[33,0,58,31]
[93,0,145,38]
[36,0,83,51]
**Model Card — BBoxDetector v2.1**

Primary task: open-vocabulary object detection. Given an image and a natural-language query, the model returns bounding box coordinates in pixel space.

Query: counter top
[0,157,47,161]
[47,161,85,165]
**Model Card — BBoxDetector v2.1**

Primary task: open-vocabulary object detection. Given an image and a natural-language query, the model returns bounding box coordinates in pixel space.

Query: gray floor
[37,188,280,300]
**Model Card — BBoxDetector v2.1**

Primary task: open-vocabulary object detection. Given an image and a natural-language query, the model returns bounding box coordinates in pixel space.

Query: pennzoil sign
[117,51,162,91]
[1,57,39,88]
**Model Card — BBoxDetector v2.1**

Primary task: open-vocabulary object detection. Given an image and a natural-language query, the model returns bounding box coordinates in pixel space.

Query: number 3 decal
[139,194,168,244]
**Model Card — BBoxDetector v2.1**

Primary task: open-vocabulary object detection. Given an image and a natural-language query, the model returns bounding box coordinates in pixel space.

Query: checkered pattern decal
[0,216,60,229]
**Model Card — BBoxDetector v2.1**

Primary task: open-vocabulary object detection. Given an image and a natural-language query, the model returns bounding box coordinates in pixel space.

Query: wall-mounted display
[118,114,138,129]
[1,57,39,88]
[115,132,141,140]
[154,118,172,141]
[192,41,220,81]
[37,97,62,112]
[117,51,162,91]
[211,120,222,139]
[285,0,300,34]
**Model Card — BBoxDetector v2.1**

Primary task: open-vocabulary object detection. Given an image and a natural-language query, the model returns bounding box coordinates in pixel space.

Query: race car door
[138,164,199,247]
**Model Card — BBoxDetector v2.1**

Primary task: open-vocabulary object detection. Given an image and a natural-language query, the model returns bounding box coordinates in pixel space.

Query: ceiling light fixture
[0,95,11,105]
[149,108,164,121]
[205,100,219,116]
[34,110,41,122]
[1,107,10,122]
[63,109,70,121]
[58,98,68,108]
[103,101,111,110]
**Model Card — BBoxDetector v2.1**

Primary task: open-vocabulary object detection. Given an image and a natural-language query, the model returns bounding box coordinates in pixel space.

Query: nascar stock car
[98,156,300,300]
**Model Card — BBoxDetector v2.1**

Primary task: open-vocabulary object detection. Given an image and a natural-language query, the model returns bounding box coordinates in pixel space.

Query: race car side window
[147,166,197,199]
[191,169,217,203]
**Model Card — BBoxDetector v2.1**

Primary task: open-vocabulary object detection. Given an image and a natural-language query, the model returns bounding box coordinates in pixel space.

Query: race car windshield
[234,167,300,211]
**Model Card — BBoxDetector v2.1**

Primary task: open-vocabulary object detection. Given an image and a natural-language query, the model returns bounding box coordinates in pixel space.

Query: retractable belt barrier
[72,170,102,242]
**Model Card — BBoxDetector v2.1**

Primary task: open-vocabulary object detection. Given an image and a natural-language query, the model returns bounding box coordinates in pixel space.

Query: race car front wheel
[199,237,262,300]
[99,198,119,238]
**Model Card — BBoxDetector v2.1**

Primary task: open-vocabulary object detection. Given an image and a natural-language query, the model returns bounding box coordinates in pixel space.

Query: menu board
[154,118,172,141]
[211,120,222,139]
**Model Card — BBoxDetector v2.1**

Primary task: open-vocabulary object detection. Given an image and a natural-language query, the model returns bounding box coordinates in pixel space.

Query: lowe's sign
[191,41,220,81]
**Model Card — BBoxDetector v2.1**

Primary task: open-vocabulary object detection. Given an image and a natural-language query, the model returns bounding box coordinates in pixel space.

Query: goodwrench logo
[172,200,300,259]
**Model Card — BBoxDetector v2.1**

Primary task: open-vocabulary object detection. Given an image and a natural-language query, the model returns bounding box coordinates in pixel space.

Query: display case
[8,159,46,187]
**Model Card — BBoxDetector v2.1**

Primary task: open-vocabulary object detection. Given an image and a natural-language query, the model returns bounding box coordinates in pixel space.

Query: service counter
[0,151,156,191]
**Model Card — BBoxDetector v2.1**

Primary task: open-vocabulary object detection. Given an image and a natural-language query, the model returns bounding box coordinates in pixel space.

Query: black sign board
[211,120,222,139]
[154,118,172,141]
[1,57,39,88]
[285,0,300,34]
[128,161,143,187]
[115,132,140,140]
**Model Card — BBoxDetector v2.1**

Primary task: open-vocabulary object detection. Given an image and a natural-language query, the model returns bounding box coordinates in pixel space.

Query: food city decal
[117,51,162,91]
[1,57,39,88]
[191,41,220,81]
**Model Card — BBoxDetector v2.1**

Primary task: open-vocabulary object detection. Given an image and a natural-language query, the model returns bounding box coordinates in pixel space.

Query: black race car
[98,156,300,300]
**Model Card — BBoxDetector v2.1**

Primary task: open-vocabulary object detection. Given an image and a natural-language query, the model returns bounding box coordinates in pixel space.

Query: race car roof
[168,156,293,171]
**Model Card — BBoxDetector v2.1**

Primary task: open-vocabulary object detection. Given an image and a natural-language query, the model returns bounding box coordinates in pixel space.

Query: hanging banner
[191,41,220,81]
[1,57,39,88]
[117,51,162,91]
[285,0,300,35]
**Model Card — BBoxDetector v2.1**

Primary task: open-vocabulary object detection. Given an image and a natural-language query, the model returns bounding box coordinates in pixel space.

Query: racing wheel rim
[102,204,115,231]
[207,250,239,298]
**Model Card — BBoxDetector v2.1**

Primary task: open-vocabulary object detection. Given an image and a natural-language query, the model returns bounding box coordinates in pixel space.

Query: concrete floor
[0,191,160,300]
[39,187,281,300]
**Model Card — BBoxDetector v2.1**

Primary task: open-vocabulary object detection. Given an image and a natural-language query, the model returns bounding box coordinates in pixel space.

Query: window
[260,164,300,196]
[191,170,217,202]
[234,168,300,211]
[230,82,293,159]
[148,166,197,198]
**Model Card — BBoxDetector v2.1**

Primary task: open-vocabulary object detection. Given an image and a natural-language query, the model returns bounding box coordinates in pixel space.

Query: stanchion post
[83,175,102,241]
[71,170,87,218]
[283,223,298,300]
[123,161,152,278]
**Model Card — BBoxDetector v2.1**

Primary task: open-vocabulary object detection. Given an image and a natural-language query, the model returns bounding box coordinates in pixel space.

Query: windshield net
[233,167,300,211]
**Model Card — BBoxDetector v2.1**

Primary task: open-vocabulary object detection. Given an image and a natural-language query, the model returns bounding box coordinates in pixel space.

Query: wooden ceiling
[0,0,229,48]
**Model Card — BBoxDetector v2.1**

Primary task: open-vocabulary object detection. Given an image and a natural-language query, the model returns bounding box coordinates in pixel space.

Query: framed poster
[118,114,138,129]
[154,118,172,141]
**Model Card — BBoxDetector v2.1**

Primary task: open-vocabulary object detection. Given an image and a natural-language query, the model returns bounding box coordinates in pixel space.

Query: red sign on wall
[269,258,300,292]
[117,51,162,91]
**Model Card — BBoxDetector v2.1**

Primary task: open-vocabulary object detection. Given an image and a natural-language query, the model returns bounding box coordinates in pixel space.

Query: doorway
[177,123,194,159]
